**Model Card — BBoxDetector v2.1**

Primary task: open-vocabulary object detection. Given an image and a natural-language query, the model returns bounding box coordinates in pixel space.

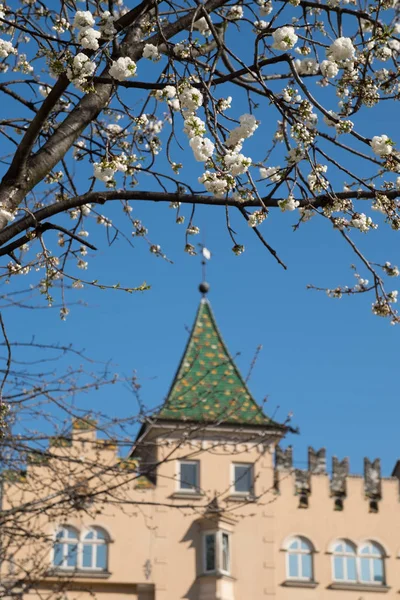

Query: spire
[199,245,211,297]
[156,299,274,426]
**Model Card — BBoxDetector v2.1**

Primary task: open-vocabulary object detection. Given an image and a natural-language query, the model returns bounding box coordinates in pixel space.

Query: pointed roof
[156,298,274,426]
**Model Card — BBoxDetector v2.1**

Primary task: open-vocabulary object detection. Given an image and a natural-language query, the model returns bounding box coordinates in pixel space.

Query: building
[2,291,400,600]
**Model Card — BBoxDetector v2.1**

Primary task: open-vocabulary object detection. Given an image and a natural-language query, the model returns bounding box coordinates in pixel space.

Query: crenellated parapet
[275,446,399,511]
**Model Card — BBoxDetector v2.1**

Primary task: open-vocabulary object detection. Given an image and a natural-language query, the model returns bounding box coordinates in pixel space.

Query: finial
[199,245,211,296]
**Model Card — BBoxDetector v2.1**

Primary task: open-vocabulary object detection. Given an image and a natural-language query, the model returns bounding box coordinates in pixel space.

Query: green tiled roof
[156,299,273,426]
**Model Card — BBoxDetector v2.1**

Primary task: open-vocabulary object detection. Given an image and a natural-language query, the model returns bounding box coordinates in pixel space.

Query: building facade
[2,296,400,600]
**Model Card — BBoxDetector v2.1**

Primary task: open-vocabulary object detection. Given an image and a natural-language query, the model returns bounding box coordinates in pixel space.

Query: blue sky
[2,2,400,478]
[5,196,400,477]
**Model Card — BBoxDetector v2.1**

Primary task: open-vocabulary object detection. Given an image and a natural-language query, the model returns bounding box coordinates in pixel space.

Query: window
[331,539,385,585]
[179,460,199,492]
[205,533,216,572]
[82,528,108,570]
[222,532,230,573]
[286,537,313,580]
[232,463,253,495]
[53,526,79,569]
[359,542,384,584]
[203,531,231,575]
[332,540,357,582]
[53,526,109,572]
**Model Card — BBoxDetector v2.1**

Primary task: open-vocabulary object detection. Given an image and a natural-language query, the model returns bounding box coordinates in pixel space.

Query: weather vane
[199,244,211,296]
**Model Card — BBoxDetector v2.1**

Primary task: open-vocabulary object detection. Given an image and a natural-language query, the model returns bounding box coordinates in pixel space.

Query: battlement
[274,446,400,511]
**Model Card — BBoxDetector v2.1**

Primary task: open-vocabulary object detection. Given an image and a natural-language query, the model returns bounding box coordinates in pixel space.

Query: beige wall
[3,423,399,600]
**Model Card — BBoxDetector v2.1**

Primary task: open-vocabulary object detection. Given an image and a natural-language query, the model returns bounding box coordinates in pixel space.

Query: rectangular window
[233,463,253,494]
[203,531,231,575]
[222,533,230,573]
[205,534,216,572]
[179,460,199,491]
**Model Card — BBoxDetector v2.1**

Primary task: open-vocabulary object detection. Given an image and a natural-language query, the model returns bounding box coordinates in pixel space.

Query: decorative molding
[169,491,205,500]
[45,569,112,579]
[328,582,390,593]
[281,580,319,588]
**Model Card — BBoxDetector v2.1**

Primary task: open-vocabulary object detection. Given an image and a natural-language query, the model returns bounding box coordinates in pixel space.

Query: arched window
[53,526,79,569]
[331,539,385,585]
[332,540,357,582]
[52,526,109,572]
[286,537,313,580]
[358,542,385,584]
[82,527,108,570]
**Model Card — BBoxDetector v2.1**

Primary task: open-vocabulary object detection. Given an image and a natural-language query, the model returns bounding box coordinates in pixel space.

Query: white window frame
[81,527,108,571]
[286,537,313,581]
[331,541,357,583]
[331,540,385,586]
[52,526,109,572]
[52,526,79,570]
[178,459,200,493]
[358,542,385,585]
[231,462,254,496]
[202,530,231,576]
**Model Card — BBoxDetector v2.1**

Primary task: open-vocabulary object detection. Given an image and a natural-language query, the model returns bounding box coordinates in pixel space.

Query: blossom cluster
[73,10,100,51]
[109,56,137,81]
[66,53,96,90]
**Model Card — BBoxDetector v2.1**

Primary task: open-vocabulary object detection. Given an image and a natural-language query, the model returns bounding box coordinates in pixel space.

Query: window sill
[198,571,236,581]
[328,582,390,593]
[226,493,256,502]
[170,490,204,500]
[46,569,112,579]
[282,580,318,589]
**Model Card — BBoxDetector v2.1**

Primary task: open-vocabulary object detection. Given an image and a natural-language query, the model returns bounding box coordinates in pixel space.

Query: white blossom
[278,194,300,211]
[193,17,211,37]
[74,11,95,29]
[287,147,305,164]
[100,11,116,39]
[320,60,339,78]
[227,5,244,20]
[248,210,267,227]
[155,85,176,101]
[308,164,328,191]
[143,43,160,61]
[53,17,70,33]
[183,115,206,138]
[259,1,273,15]
[216,97,232,112]
[39,85,51,97]
[259,166,282,182]
[370,134,394,156]
[254,20,269,31]
[383,262,400,277]
[173,42,190,59]
[326,37,355,63]
[189,136,215,161]
[272,26,298,51]
[109,57,137,81]
[226,113,258,148]
[199,171,233,196]
[66,53,96,88]
[351,212,376,232]
[78,27,101,50]
[0,39,16,58]
[323,110,338,127]
[294,58,319,75]
[178,86,203,113]
[224,151,252,176]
